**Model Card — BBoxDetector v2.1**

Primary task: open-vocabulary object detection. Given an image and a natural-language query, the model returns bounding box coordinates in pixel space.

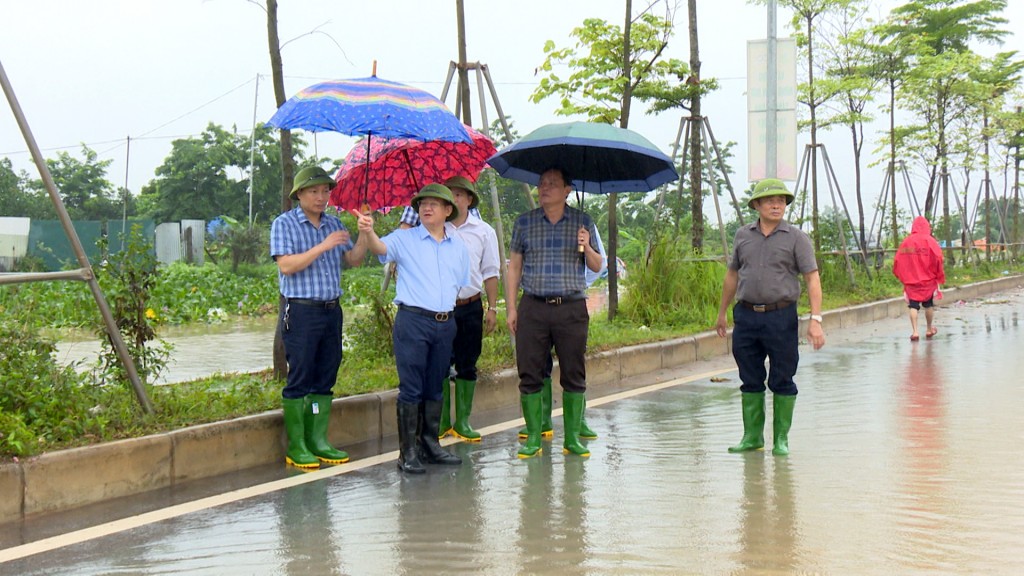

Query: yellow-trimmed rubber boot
[562,392,591,457]
[728,392,766,453]
[283,397,319,470]
[452,378,482,442]
[517,392,544,459]
[438,378,452,439]
[518,377,554,439]
[578,397,598,440]
[305,394,350,465]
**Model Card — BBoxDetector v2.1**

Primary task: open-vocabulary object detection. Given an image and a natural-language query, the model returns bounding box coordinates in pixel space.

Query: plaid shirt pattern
[510,205,598,296]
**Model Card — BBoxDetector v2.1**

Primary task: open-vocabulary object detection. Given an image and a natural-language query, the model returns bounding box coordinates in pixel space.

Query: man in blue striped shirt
[270,165,372,470]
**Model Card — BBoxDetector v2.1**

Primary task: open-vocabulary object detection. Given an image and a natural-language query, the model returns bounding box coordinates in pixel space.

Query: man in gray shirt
[715,178,825,456]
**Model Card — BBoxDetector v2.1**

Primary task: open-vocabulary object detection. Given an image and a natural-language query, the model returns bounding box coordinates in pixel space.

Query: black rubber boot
[418,400,462,466]
[396,402,426,474]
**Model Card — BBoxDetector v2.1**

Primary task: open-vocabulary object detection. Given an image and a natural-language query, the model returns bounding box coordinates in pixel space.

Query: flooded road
[6,288,1024,574]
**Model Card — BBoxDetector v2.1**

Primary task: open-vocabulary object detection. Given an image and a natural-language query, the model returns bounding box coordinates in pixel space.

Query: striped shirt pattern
[270,207,352,300]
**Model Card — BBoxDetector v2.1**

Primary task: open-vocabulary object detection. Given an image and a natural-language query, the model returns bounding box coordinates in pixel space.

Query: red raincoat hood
[893,216,945,300]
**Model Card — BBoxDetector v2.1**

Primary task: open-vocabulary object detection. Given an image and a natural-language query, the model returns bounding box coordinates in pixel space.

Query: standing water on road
[8,287,1024,574]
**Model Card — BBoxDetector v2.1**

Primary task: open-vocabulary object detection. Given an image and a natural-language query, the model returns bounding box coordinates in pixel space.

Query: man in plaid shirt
[505,167,602,460]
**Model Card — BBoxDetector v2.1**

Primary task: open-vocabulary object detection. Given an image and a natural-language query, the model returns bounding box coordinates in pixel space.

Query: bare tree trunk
[851,116,865,252]
[688,0,703,253]
[889,75,898,245]
[267,0,292,380]
[607,0,633,322]
[806,13,820,251]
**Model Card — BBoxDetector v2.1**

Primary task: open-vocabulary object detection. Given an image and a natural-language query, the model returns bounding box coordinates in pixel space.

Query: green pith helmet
[291,166,335,199]
[747,178,794,209]
[411,184,459,221]
[443,175,479,210]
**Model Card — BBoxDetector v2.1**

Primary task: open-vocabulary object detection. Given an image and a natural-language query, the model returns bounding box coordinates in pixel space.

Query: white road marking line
[0,367,732,564]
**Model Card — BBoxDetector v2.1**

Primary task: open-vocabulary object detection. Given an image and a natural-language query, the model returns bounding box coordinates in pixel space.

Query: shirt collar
[745,218,792,233]
[416,223,450,242]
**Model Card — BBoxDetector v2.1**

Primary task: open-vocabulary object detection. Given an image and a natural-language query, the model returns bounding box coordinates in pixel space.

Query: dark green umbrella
[486,121,678,193]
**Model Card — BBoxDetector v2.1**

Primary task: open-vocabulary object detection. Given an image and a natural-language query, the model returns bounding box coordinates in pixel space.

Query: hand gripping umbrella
[332,125,496,212]
[267,71,471,210]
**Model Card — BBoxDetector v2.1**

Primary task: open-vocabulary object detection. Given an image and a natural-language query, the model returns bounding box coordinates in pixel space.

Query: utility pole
[767,0,777,179]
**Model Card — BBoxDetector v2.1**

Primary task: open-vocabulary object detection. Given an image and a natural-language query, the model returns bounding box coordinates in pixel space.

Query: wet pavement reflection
[4,288,1023,575]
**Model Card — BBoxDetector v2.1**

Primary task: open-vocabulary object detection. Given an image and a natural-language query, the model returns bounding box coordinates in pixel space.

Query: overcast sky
[3,1,1024,224]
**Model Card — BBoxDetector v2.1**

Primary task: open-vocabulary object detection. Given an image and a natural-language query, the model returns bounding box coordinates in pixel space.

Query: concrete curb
[1,275,1020,524]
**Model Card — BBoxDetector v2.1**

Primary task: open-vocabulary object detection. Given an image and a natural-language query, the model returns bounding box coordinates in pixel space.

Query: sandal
[910,334,920,341]
[926,328,938,339]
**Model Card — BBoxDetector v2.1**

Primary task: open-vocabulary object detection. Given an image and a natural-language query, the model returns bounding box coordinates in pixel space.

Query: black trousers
[452,298,484,381]
[515,295,589,394]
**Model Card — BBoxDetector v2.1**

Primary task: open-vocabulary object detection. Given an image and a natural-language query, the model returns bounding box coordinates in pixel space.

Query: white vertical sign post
[747,37,798,181]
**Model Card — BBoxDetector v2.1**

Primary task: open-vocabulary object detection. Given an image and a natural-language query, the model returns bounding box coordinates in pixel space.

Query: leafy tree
[27,146,123,221]
[816,1,879,254]
[137,121,311,225]
[752,0,854,251]
[530,2,708,319]
[881,0,1012,260]
[967,52,1024,258]
[138,124,255,223]
[0,158,50,218]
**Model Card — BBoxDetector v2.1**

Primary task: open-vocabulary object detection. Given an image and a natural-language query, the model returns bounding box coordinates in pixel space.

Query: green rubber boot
[578,397,598,440]
[304,394,350,465]
[518,378,554,439]
[452,378,482,442]
[562,392,591,457]
[728,392,766,453]
[517,392,544,459]
[282,397,319,469]
[772,394,796,456]
[438,378,452,439]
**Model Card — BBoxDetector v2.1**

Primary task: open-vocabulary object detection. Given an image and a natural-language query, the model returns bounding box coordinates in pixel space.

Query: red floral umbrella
[331,125,496,212]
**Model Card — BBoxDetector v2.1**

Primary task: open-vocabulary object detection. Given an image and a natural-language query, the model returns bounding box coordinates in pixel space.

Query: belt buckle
[753,304,766,312]
[435,312,449,322]
[545,296,562,305]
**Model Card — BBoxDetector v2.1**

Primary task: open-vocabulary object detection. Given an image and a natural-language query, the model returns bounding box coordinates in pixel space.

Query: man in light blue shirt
[361,184,469,474]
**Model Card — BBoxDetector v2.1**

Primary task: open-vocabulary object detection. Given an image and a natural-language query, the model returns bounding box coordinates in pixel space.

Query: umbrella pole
[401,149,420,191]
[362,134,372,208]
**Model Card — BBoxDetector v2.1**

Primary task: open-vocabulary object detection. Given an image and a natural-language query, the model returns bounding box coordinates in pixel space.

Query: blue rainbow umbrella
[267,75,470,143]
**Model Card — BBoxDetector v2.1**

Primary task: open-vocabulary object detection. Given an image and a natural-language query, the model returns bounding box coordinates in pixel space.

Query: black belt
[399,304,452,322]
[527,292,586,305]
[737,300,793,313]
[455,293,481,307]
[287,298,339,309]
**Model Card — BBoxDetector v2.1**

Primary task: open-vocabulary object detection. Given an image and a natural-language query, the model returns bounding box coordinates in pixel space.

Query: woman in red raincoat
[893,216,946,341]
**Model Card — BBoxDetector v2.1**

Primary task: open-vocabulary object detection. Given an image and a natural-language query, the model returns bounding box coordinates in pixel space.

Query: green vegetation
[2,239,1021,460]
